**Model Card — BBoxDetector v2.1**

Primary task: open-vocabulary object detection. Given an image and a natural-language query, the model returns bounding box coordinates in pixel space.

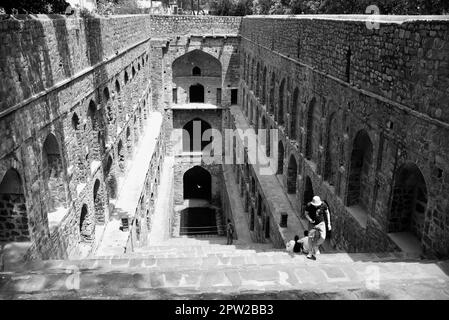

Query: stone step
[3,251,423,274]
[1,259,448,299]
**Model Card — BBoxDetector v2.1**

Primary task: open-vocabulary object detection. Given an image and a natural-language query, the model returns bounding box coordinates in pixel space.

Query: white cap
[311,196,322,207]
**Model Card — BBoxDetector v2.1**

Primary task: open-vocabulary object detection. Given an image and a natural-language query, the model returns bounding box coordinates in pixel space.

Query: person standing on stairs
[306,208,327,260]
[226,219,235,245]
[304,196,331,257]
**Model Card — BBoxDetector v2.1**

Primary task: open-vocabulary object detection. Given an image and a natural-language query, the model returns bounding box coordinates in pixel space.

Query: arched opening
[192,66,201,76]
[103,87,110,102]
[124,71,129,84]
[257,194,262,216]
[290,88,299,140]
[104,155,117,199]
[347,130,373,210]
[305,98,316,160]
[0,169,30,242]
[287,155,298,194]
[303,176,314,207]
[172,50,221,78]
[262,66,267,104]
[261,116,270,157]
[181,166,215,236]
[269,72,275,114]
[172,50,221,105]
[42,133,66,213]
[389,163,427,241]
[182,118,212,152]
[126,127,132,155]
[115,80,121,93]
[264,216,270,238]
[183,166,212,200]
[277,79,285,125]
[71,113,80,131]
[87,100,98,131]
[250,208,255,231]
[189,84,204,103]
[132,66,136,78]
[277,141,284,175]
[324,112,338,185]
[79,204,94,242]
[118,140,125,173]
[93,179,105,224]
[256,62,260,97]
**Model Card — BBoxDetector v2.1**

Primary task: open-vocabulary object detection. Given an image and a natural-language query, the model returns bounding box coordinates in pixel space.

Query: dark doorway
[183,166,212,200]
[231,89,238,104]
[192,66,201,76]
[389,163,427,241]
[250,208,255,231]
[303,176,314,207]
[180,207,217,236]
[277,141,284,175]
[265,216,270,238]
[182,118,212,152]
[287,155,298,194]
[0,169,29,243]
[347,130,373,210]
[190,83,204,103]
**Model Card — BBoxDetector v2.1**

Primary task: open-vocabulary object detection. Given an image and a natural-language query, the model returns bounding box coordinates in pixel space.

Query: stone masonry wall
[0,14,154,260]
[240,16,449,257]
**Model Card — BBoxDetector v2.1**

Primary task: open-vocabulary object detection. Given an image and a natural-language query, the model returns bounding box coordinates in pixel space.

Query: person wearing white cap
[304,195,331,259]
[305,196,324,226]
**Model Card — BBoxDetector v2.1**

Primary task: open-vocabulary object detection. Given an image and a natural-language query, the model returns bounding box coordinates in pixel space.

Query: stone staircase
[1,236,449,299]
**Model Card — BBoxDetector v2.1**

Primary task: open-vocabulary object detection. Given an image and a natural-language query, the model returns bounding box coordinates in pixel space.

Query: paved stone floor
[1,237,449,299]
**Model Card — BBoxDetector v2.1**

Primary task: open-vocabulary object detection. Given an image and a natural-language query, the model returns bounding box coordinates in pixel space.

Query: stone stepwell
[1,236,449,300]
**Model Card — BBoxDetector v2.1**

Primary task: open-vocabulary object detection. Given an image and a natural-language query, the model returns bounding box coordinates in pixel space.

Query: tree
[252,0,272,14]
[1,0,69,14]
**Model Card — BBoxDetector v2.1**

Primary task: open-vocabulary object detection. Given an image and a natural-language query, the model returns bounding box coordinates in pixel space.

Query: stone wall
[152,36,241,111]
[239,15,449,257]
[2,13,448,260]
[0,14,154,260]
[127,129,165,251]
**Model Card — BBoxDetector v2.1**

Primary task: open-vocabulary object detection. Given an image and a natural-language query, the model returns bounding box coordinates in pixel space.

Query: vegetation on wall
[0,0,447,15]
[212,0,449,15]
[0,0,69,14]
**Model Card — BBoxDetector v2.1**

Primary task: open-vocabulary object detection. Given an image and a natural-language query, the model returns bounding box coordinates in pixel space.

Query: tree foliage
[1,0,70,14]
[211,0,449,15]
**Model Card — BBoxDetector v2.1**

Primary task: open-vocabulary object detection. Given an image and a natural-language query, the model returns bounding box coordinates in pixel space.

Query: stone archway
[347,130,373,211]
[80,204,94,242]
[305,98,316,160]
[0,169,30,242]
[303,176,314,207]
[182,118,212,152]
[93,179,105,224]
[277,141,284,175]
[287,155,298,194]
[42,133,66,213]
[389,163,427,241]
[183,166,212,200]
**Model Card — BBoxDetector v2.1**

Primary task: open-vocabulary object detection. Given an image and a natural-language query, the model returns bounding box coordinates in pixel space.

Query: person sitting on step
[298,230,310,255]
[286,235,302,254]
